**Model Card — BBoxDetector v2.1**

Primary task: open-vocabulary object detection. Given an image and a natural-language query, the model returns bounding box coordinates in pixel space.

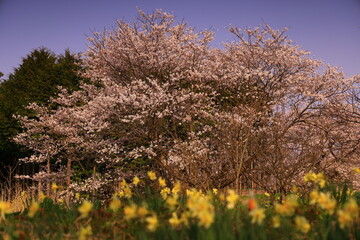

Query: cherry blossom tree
[14,9,360,200]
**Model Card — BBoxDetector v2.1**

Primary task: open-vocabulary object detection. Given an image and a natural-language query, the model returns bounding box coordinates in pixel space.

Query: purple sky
[1,0,359,77]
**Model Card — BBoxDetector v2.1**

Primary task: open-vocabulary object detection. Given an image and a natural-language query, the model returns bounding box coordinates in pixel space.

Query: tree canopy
[13,10,360,200]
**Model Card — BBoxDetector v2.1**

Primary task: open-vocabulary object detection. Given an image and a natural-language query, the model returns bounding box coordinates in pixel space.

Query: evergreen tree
[0,47,85,173]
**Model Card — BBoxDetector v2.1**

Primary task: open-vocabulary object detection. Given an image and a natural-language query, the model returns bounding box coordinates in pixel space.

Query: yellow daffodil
[109,197,121,212]
[186,189,195,197]
[119,179,128,188]
[133,176,140,185]
[336,198,359,229]
[295,216,311,233]
[346,189,352,196]
[344,198,359,219]
[212,188,218,195]
[186,191,215,228]
[137,206,149,219]
[169,212,181,228]
[249,208,265,225]
[353,168,360,174]
[124,204,137,220]
[158,177,166,187]
[304,171,326,187]
[264,192,270,197]
[78,225,92,240]
[226,189,239,209]
[27,201,40,218]
[75,193,80,200]
[275,194,298,216]
[78,200,93,218]
[166,195,178,210]
[160,187,171,199]
[304,172,316,182]
[310,191,336,214]
[317,192,337,214]
[147,171,157,181]
[116,190,124,198]
[337,209,353,229]
[272,215,281,228]
[0,201,12,220]
[123,186,133,199]
[309,190,319,204]
[39,192,46,202]
[146,214,158,231]
[219,193,226,202]
[172,182,181,195]
[180,212,190,227]
[198,211,214,228]
[51,182,59,192]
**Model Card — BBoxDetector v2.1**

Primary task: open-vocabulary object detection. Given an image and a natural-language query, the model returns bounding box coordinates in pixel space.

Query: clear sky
[0,0,359,77]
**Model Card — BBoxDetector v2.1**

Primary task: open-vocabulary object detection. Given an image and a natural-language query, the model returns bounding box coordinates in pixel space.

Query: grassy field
[0,172,359,240]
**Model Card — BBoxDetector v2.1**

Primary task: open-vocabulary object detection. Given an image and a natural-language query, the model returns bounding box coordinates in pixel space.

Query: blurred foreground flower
[79,225,92,240]
[246,197,258,211]
[0,201,12,220]
[187,190,215,228]
[275,194,298,216]
[309,191,337,214]
[28,201,40,218]
[344,198,359,219]
[169,212,181,228]
[226,189,239,209]
[78,200,93,218]
[295,216,310,233]
[198,210,214,228]
[137,205,149,219]
[109,197,121,212]
[250,208,265,225]
[166,195,178,210]
[146,214,158,231]
[337,198,359,228]
[337,210,353,229]
[272,215,281,228]
[124,204,137,220]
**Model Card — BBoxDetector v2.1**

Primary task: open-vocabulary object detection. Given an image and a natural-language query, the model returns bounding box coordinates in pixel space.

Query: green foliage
[0,47,85,169]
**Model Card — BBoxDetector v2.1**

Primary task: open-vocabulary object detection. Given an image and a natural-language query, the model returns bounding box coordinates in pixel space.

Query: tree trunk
[46,156,51,196]
[38,179,42,201]
[65,159,72,205]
